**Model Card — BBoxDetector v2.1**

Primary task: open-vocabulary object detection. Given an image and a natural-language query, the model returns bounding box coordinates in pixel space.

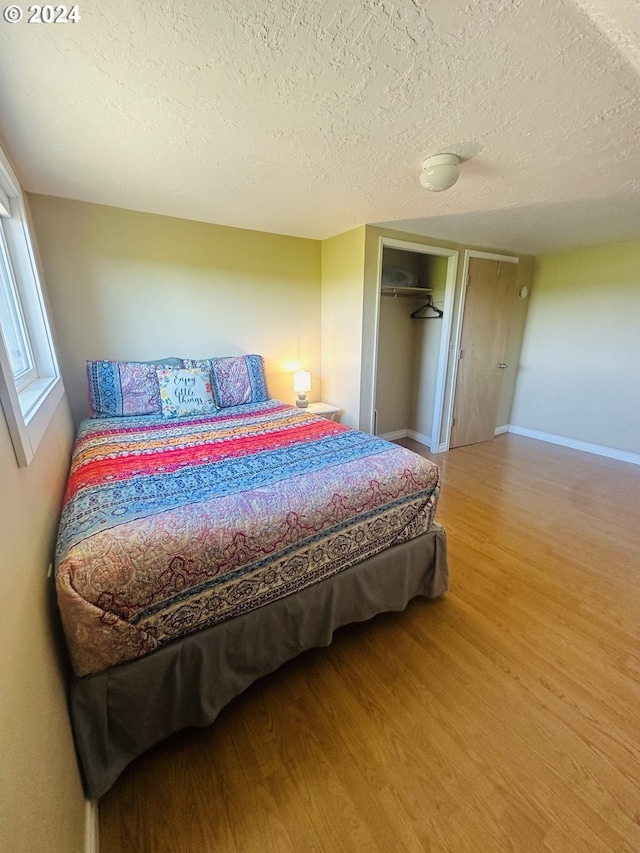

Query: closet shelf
[381,286,433,297]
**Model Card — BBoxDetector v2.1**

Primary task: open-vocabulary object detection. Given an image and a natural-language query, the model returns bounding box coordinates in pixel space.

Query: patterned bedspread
[55,401,441,677]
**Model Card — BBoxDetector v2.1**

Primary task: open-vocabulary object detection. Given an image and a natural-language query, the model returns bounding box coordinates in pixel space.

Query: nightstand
[305,402,340,421]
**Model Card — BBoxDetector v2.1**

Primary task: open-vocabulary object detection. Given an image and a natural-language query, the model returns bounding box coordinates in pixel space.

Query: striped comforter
[55,401,440,677]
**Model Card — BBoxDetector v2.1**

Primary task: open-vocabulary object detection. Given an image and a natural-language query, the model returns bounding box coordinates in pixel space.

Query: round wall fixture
[518,286,529,300]
[419,154,461,192]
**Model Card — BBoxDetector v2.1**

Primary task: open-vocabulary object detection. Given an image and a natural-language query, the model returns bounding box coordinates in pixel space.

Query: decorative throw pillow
[184,354,270,408]
[156,367,216,418]
[87,359,183,418]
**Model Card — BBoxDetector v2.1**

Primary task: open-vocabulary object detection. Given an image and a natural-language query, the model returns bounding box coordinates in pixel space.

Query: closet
[374,244,452,446]
[359,231,533,449]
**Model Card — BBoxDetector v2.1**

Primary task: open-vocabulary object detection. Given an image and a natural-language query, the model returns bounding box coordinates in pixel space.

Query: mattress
[55,400,441,677]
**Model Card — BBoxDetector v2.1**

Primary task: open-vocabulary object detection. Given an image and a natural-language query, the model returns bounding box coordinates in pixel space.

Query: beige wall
[28,195,322,425]
[0,396,86,853]
[320,227,366,428]
[510,241,640,453]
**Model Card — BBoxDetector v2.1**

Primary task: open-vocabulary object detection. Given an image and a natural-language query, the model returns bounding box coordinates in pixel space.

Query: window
[0,225,37,386]
[0,144,64,466]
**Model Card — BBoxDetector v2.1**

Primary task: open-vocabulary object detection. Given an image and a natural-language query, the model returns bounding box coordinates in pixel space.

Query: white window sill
[20,375,57,418]
[0,369,64,466]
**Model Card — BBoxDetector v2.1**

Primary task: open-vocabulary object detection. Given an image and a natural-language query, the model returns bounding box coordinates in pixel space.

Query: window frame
[0,144,64,466]
[0,221,37,389]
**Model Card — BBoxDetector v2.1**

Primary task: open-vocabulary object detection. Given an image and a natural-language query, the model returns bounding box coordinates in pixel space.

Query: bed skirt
[71,523,448,799]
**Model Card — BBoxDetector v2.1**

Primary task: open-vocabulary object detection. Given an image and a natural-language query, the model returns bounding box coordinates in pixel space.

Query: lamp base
[295,393,308,408]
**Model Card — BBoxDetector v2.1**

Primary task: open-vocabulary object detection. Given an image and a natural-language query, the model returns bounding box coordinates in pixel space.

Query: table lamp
[293,370,311,408]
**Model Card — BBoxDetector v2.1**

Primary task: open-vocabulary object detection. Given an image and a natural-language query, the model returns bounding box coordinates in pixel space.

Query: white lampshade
[419,154,460,192]
[293,370,311,393]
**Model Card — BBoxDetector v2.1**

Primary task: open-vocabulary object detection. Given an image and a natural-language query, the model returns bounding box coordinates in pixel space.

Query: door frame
[442,249,519,450]
[370,236,459,452]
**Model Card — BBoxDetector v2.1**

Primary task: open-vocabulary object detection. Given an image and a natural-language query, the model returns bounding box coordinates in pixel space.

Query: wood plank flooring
[99,434,640,852]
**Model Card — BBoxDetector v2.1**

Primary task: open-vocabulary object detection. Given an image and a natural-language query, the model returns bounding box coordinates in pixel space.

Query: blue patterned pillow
[183,355,270,408]
[87,358,183,418]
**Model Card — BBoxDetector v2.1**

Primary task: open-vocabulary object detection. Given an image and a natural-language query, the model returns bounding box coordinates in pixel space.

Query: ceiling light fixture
[419,154,461,192]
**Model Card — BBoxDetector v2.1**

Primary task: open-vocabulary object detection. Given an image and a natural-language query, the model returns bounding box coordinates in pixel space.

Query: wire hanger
[410,295,443,320]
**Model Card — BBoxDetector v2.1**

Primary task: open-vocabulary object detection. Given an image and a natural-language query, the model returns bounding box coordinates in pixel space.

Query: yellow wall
[320,227,366,428]
[510,242,640,453]
[27,196,538,442]
[28,195,322,425]
[0,396,86,853]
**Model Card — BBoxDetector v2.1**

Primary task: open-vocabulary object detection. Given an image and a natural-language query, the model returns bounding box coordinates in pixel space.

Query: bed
[55,358,448,799]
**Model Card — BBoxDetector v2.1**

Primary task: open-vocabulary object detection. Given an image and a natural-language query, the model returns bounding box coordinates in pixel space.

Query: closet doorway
[447,252,520,449]
[373,238,458,452]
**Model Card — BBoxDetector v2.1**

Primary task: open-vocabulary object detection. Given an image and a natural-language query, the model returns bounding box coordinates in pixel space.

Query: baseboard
[378,429,433,449]
[85,799,99,853]
[507,425,640,466]
[407,429,432,447]
[379,429,408,441]
[494,425,509,436]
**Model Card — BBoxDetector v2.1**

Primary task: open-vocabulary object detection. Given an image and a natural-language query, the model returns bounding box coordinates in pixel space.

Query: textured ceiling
[0,0,638,254]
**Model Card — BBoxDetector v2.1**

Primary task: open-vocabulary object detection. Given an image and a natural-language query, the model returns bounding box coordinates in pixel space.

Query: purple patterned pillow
[183,355,270,408]
[87,359,183,418]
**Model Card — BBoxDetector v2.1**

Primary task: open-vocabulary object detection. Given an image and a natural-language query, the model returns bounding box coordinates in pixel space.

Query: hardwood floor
[99,434,640,853]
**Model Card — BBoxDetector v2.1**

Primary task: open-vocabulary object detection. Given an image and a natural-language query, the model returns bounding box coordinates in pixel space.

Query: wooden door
[450,258,518,448]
